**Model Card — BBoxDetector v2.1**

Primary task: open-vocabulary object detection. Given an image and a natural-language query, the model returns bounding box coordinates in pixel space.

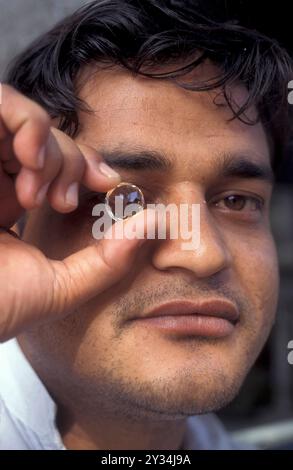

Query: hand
[0,84,156,342]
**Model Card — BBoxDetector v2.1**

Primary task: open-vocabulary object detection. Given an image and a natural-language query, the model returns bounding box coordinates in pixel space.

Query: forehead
[76,64,270,166]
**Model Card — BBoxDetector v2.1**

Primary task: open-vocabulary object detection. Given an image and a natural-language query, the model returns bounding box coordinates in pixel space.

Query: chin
[118,364,248,421]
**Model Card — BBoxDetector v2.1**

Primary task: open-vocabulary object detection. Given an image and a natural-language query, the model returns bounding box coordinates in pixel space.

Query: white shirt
[0,338,242,450]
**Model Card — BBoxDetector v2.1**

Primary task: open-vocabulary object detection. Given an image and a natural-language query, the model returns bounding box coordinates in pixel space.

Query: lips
[130,299,239,338]
[137,299,239,324]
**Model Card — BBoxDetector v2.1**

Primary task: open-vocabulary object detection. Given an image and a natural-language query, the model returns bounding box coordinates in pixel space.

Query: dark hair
[4,0,293,172]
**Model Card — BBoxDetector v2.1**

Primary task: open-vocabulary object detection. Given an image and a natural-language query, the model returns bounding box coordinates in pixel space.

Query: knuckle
[95,240,115,275]
[0,83,14,98]
[33,106,51,130]
[49,261,71,315]
[73,152,86,176]
[62,150,86,179]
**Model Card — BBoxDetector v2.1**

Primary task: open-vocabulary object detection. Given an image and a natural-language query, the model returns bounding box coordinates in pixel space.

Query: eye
[213,194,264,212]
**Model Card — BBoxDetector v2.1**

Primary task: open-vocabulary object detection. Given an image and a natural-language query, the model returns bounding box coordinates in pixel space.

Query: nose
[151,184,232,278]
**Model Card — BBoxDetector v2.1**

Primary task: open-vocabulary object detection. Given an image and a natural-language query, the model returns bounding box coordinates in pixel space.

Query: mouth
[130,299,240,338]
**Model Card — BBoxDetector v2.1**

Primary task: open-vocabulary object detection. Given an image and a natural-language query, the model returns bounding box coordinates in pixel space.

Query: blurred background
[0,0,292,450]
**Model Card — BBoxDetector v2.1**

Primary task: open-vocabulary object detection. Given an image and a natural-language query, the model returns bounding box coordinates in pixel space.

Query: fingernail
[35,182,49,206]
[65,182,78,207]
[99,162,120,179]
[37,146,45,169]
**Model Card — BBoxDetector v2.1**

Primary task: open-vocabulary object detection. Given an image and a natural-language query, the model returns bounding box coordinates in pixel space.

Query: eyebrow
[99,147,274,184]
[100,148,171,171]
[218,152,275,184]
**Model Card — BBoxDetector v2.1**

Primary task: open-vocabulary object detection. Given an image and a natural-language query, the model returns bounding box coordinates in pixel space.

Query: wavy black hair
[4,0,293,172]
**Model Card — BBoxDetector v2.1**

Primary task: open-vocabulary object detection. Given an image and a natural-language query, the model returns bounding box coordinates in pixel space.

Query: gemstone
[105,182,145,221]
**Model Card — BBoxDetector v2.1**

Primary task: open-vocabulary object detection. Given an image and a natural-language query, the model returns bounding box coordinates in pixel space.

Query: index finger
[75,142,122,192]
[0,83,50,170]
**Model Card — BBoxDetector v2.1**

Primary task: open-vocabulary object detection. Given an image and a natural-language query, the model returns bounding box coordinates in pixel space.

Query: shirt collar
[0,338,65,449]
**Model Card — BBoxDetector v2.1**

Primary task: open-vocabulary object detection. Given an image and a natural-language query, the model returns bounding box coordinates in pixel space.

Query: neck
[17,336,188,450]
[56,403,187,450]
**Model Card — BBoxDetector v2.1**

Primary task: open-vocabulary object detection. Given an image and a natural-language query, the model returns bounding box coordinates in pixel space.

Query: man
[0,0,292,450]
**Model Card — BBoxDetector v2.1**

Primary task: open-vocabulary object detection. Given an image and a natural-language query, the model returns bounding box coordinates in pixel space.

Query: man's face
[21,64,279,419]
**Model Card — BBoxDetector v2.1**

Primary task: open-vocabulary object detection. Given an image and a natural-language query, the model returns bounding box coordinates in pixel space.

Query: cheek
[233,232,279,332]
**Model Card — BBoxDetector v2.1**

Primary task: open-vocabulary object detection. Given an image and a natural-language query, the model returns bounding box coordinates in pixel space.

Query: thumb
[50,209,157,316]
